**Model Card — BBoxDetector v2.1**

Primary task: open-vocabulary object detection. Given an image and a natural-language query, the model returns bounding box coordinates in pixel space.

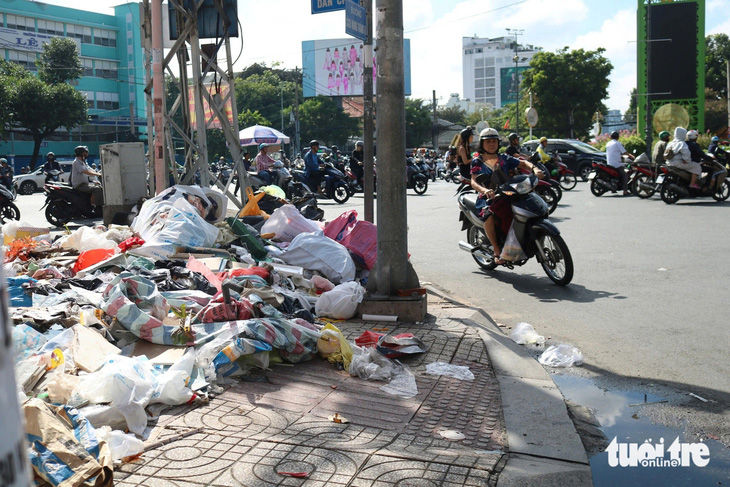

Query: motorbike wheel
[467,225,497,271]
[590,178,607,196]
[660,181,680,205]
[579,165,594,181]
[712,180,730,201]
[332,183,350,204]
[45,199,72,227]
[0,202,20,223]
[536,233,573,286]
[19,181,36,195]
[559,173,577,191]
[413,179,428,195]
[535,186,558,214]
[631,174,656,199]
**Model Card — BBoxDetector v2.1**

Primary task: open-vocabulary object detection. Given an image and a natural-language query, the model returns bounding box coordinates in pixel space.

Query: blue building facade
[0,1,146,169]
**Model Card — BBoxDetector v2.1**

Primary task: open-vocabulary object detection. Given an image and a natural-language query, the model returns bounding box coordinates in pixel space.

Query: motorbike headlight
[511,177,535,195]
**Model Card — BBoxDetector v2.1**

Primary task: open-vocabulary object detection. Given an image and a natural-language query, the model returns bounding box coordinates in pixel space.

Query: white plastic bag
[538,344,583,367]
[280,232,356,284]
[260,204,321,242]
[380,364,418,398]
[501,222,527,262]
[348,346,397,381]
[56,226,118,252]
[156,348,196,405]
[425,362,475,381]
[315,281,365,319]
[97,426,144,462]
[509,322,545,345]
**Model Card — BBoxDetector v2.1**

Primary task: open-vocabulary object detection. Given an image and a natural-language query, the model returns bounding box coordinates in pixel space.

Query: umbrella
[239,125,290,146]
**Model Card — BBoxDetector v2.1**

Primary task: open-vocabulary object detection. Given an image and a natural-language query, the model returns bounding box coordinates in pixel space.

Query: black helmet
[309,140,319,147]
[459,128,474,144]
[356,140,363,147]
[46,151,56,159]
[508,133,519,142]
[74,145,89,157]
[610,131,619,139]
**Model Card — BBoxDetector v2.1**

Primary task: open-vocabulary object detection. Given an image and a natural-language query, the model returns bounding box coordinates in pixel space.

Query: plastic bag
[348,345,397,381]
[509,322,545,345]
[97,426,145,463]
[57,226,118,252]
[315,281,365,319]
[538,344,583,367]
[425,362,475,381]
[260,204,322,242]
[380,363,418,398]
[316,323,354,370]
[280,232,356,284]
[501,222,527,262]
[156,348,196,405]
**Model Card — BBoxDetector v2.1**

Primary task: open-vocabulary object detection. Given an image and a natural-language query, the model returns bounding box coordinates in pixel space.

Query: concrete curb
[425,285,593,486]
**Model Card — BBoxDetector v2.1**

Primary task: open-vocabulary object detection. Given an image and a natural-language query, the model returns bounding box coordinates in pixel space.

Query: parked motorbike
[406,158,428,195]
[0,182,20,223]
[248,162,309,200]
[658,164,730,204]
[457,174,573,286]
[43,180,102,227]
[291,161,351,204]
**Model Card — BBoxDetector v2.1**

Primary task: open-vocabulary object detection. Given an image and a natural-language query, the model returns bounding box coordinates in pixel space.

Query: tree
[705,34,730,99]
[437,106,467,126]
[238,109,269,129]
[522,48,612,138]
[235,68,297,131]
[404,98,432,148]
[298,95,360,148]
[37,38,82,85]
[624,88,637,124]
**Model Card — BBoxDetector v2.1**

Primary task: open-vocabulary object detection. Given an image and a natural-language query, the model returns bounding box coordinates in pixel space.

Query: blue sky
[41,0,729,114]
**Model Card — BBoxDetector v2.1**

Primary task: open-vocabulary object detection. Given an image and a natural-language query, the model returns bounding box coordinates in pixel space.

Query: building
[0,1,146,167]
[601,109,634,135]
[462,36,540,110]
[443,93,492,117]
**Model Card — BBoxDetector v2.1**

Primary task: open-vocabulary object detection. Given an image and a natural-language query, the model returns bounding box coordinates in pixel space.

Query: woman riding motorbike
[469,128,542,264]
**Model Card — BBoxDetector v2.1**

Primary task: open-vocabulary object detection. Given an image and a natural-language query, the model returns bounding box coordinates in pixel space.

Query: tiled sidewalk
[115,300,507,486]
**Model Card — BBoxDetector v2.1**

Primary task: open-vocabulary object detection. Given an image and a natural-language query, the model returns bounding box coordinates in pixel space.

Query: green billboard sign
[500,66,529,107]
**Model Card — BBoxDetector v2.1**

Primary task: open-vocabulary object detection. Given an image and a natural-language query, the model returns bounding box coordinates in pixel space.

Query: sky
[35,0,730,114]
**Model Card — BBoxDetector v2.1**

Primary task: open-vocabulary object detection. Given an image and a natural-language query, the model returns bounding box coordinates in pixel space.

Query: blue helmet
[712,136,720,143]
[259,143,268,151]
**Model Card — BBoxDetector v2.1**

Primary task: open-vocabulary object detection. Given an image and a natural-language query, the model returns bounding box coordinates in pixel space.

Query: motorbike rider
[708,136,727,166]
[351,140,364,188]
[686,130,726,190]
[456,127,475,182]
[446,146,457,170]
[606,131,635,195]
[0,158,13,189]
[70,145,104,206]
[304,140,326,193]
[652,131,671,167]
[665,127,702,190]
[505,133,526,159]
[255,143,276,185]
[470,128,543,264]
[278,149,291,168]
[43,152,62,183]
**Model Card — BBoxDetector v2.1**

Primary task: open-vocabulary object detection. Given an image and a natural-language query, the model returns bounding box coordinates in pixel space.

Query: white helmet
[687,130,699,140]
[479,127,500,140]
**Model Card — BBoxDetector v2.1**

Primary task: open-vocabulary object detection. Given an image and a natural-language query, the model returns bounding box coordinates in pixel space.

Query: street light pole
[506,28,523,135]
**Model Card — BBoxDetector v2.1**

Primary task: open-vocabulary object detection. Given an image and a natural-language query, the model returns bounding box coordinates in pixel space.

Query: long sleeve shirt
[255,152,275,172]
[304,150,323,178]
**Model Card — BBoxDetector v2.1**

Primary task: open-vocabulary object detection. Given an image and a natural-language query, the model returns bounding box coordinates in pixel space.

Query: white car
[13,161,73,195]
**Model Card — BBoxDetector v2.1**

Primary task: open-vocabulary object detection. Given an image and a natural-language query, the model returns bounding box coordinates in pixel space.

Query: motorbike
[436,159,447,180]
[406,158,429,195]
[291,160,351,204]
[457,174,573,286]
[529,162,562,211]
[551,152,578,191]
[0,182,20,224]
[658,163,730,204]
[42,180,102,227]
[628,153,662,199]
[589,158,638,196]
[248,162,309,200]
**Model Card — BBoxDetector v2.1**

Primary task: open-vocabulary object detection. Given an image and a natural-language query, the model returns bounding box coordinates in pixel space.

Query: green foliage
[206,129,228,161]
[705,34,730,99]
[522,48,613,138]
[624,88,637,124]
[437,106,467,126]
[235,68,297,132]
[590,129,645,155]
[405,98,433,147]
[298,96,360,147]
[37,37,82,85]
[165,75,184,131]
[238,108,269,128]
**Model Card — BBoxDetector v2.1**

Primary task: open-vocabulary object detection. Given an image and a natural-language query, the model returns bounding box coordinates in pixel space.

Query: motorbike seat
[666,166,693,181]
[458,192,481,216]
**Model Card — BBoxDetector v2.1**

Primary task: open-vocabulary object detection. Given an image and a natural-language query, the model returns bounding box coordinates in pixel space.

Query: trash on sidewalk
[317,323,354,370]
[538,344,583,367]
[380,363,418,398]
[425,362,475,381]
[439,429,466,441]
[355,330,428,358]
[314,281,365,319]
[509,322,545,346]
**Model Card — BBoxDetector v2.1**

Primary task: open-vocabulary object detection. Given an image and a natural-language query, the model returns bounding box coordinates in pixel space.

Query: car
[13,161,73,195]
[522,139,607,181]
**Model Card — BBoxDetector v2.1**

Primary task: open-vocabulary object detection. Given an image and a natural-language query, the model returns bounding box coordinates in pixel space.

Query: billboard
[187,83,234,130]
[302,38,411,98]
[500,66,529,107]
[0,26,79,53]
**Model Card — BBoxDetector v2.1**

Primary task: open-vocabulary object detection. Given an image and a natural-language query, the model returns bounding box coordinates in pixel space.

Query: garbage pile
[2,185,397,486]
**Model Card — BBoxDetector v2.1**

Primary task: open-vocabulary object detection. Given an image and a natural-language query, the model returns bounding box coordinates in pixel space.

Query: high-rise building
[0,1,145,166]
[462,36,540,110]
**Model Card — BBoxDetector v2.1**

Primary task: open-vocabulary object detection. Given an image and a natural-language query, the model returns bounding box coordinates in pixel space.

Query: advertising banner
[188,83,234,130]
[302,38,411,98]
[500,66,529,106]
[0,26,78,53]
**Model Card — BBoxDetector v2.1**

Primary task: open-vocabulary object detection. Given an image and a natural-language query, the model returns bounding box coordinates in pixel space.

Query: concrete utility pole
[374,0,417,295]
[363,0,375,223]
[432,90,438,150]
[151,0,165,194]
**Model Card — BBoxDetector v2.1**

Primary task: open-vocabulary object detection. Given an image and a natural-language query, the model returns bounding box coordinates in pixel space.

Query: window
[37,20,63,35]
[485,67,495,77]
[81,91,94,108]
[474,68,485,78]
[94,28,117,47]
[485,78,495,87]
[476,88,486,98]
[475,79,485,89]
[475,58,484,68]
[486,97,496,106]
[8,50,36,71]
[97,91,119,110]
[475,48,483,53]
[81,58,94,77]
[96,60,118,79]
[67,24,92,44]
[6,15,34,31]
[465,49,473,55]
[484,57,495,66]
